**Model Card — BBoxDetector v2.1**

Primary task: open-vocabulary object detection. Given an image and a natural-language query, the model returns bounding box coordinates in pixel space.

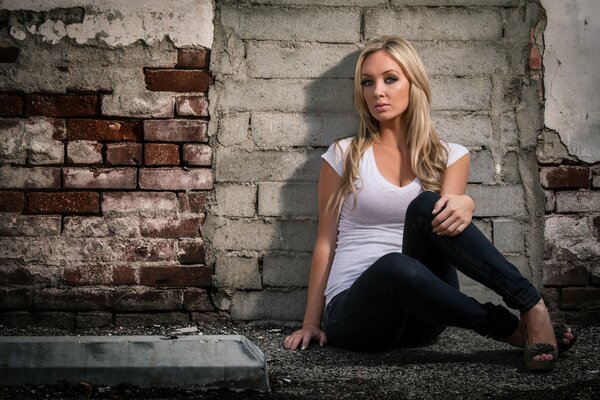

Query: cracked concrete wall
[0,1,216,328]
[537,1,600,323]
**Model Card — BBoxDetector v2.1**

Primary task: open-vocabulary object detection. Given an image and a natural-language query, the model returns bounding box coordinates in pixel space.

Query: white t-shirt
[321,137,469,305]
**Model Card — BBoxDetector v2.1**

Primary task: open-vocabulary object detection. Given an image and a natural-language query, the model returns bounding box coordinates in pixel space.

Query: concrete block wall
[207,0,547,320]
[0,3,216,328]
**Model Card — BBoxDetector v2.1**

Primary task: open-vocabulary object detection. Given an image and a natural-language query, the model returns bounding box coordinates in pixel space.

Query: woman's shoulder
[440,140,469,166]
[322,136,355,177]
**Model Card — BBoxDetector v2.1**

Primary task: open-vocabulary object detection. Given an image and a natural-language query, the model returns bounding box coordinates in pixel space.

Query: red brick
[115,312,190,327]
[66,119,141,141]
[32,288,109,310]
[145,143,180,166]
[24,95,97,117]
[0,191,25,212]
[63,167,137,189]
[66,141,103,164]
[64,265,136,286]
[175,95,209,117]
[183,288,214,311]
[543,264,589,286]
[0,267,35,285]
[0,47,19,63]
[0,288,32,308]
[183,144,212,166]
[139,168,213,190]
[0,215,61,236]
[139,266,211,287]
[113,265,137,285]
[111,288,183,311]
[145,69,212,92]
[188,192,208,213]
[0,94,23,116]
[106,143,142,165]
[102,192,178,213]
[177,49,210,69]
[26,192,100,213]
[177,240,205,265]
[0,167,61,189]
[144,119,207,142]
[123,240,175,262]
[561,287,600,310]
[529,46,541,70]
[141,216,203,238]
[539,166,590,189]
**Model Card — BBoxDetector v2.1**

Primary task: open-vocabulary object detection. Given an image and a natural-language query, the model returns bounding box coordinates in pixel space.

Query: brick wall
[0,5,216,327]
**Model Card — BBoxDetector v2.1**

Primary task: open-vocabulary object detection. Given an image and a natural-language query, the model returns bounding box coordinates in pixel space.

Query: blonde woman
[283,36,576,371]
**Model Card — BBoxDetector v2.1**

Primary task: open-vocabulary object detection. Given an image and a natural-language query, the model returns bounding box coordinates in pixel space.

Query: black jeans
[323,191,541,352]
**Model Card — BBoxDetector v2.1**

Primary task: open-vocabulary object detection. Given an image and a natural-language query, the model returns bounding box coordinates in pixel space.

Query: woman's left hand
[431,194,475,236]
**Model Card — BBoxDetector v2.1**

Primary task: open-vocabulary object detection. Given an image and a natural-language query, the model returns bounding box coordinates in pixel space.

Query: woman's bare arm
[283,161,342,350]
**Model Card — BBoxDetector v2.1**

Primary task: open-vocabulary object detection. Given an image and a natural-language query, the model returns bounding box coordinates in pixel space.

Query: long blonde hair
[327,36,448,214]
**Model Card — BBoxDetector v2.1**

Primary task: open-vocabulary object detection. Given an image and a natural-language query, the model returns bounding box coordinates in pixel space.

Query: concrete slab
[0,335,270,392]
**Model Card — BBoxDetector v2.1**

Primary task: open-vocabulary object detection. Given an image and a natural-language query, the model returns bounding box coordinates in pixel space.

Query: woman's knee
[406,191,440,220]
[369,253,425,282]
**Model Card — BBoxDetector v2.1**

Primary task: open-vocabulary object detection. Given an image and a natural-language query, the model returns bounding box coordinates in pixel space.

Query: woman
[283,36,576,371]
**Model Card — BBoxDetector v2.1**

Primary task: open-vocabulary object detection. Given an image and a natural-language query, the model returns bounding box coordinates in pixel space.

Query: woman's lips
[374,103,390,112]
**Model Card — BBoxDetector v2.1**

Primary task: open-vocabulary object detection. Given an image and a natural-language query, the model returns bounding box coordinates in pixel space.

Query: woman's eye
[361,80,373,86]
[385,77,398,84]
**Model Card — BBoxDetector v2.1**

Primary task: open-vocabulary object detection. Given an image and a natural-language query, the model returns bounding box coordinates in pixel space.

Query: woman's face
[360,50,410,125]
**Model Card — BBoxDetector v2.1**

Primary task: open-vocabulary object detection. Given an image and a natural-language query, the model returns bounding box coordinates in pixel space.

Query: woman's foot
[521,299,557,364]
[504,316,575,354]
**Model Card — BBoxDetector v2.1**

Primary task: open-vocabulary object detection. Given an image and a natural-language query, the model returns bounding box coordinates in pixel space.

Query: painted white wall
[542,0,600,163]
[0,0,213,48]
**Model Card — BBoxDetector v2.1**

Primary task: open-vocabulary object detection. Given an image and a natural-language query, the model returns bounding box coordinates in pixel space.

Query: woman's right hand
[283,325,328,350]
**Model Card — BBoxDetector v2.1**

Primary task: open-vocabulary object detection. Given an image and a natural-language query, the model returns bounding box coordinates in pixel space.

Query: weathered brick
[468,184,526,217]
[144,143,180,166]
[144,120,207,142]
[432,77,492,111]
[176,95,209,117]
[76,311,113,328]
[217,113,251,147]
[544,215,591,241]
[139,266,211,287]
[0,288,31,309]
[188,192,209,213]
[0,94,23,116]
[365,8,502,41]
[63,216,139,238]
[555,239,600,263]
[0,311,36,327]
[0,167,60,189]
[106,143,143,165]
[258,182,317,217]
[183,144,211,166]
[66,141,103,164]
[543,264,589,286]
[1,118,65,165]
[214,255,261,289]
[183,288,214,311]
[0,214,61,236]
[539,166,590,189]
[231,289,306,320]
[493,219,525,253]
[26,192,100,214]
[111,288,183,311]
[544,190,555,212]
[214,184,256,217]
[0,47,19,62]
[177,49,210,69]
[24,95,97,117]
[501,151,521,183]
[33,288,109,310]
[541,287,560,311]
[102,192,178,213]
[177,240,206,265]
[63,167,137,189]
[263,255,311,287]
[207,217,317,252]
[0,192,25,212]
[38,312,76,329]
[0,267,36,285]
[63,264,136,286]
[472,219,492,242]
[216,148,321,182]
[101,92,175,119]
[145,70,212,92]
[469,150,495,184]
[221,7,360,43]
[66,119,142,141]
[556,191,600,212]
[140,216,202,238]
[114,312,190,327]
[139,168,212,190]
[391,0,519,4]
[561,287,600,310]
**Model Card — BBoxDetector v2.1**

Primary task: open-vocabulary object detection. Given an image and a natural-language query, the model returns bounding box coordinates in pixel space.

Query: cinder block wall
[207,0,549,321]
[0,3,215,328]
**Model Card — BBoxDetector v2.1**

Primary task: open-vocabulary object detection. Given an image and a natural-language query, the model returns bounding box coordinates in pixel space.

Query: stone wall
[207,0,547,320]
[0,1,216,328]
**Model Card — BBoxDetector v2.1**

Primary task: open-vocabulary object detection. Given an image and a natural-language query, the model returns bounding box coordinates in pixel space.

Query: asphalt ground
[1,322,598,399]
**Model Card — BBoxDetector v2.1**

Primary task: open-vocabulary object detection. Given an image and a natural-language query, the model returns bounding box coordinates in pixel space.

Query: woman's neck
[376,120,407,150]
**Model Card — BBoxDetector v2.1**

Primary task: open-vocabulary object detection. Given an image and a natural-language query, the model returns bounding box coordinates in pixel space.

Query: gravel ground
[1,322,598,399]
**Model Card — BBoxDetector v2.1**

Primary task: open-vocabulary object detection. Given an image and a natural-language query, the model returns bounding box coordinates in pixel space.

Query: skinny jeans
[323,191,541,352]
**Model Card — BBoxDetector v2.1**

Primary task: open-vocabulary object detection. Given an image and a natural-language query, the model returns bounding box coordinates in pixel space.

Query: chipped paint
[542,0,600,163]
[0,0,213,48]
